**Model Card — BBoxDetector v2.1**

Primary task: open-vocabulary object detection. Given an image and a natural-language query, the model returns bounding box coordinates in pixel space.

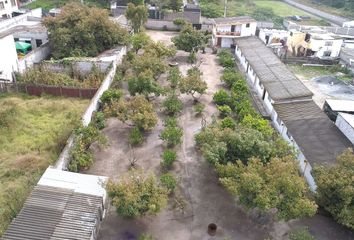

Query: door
[231,25,236,32]
[217,37,222,47]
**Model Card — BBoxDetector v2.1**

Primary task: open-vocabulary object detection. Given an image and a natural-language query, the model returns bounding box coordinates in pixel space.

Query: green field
[254,1,313,17]
[288,64,353,81]
[26,0,109,10]
[0,93,88,235]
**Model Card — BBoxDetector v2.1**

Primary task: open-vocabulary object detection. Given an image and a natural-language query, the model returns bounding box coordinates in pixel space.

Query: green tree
[172,25,209,62]
[163,92,183,115]
[240,114,274,137]
[160,118,183,147]
[144,41,176,58]
[213,89,231,106]
[107,96,158,131]
[125,3,148,33]
[128,70,162,97]
[179,67,207,100]
[107,170,168,218]
[221,68,243,87]
[313,149,354,230]
[131,32,152,53]
[44,3,128,59]
[167,67,182,88]
[132,53,167,78]
[216,156,317,220]
[168,0,183,11]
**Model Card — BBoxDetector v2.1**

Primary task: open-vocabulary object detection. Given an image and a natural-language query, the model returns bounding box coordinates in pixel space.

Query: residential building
[212,16,257,48]
[258,28,289,45]
[323,99,354,121]
[336,113,354,145]
[0,0,18,19]
[234,36,352,191]
[287,30,343,58]
[0,34,18,81]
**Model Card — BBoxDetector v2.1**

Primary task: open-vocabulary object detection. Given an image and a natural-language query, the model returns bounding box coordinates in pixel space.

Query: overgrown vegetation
[26,0,110,10]
[0,94,88,235]
[17,65,106,88]
[289,227,315,240]
[44,3,128,59]
[313,149,354,230]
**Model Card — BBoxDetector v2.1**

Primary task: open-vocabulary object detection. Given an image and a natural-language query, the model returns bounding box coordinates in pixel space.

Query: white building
[234,36,352,191]
[0,0,18,19]
[343,21,354,28]
[0,34,18,81]
[308,33,343,59]
[212,16,257,48]
[336,113,354,145]
[258,28,289,45]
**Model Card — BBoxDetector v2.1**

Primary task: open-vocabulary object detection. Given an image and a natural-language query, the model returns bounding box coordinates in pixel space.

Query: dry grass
[0,93,89,235]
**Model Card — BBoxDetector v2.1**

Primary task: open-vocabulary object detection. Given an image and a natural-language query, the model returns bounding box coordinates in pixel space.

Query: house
[234,36,352,191]
[287,30,343,58]
[212,16,257,48]
[0,11,49,81]
[2,167,108,240]
[336,113,354,145]
[0,34,18,81]
[258,28,289,45]
[323,99,354,121]
[0,0,18,19]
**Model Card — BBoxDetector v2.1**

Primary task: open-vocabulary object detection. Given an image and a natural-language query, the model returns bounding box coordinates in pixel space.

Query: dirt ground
[85,31,354,240]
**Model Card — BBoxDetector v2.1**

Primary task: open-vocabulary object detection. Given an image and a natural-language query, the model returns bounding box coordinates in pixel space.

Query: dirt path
[85,31,270,239]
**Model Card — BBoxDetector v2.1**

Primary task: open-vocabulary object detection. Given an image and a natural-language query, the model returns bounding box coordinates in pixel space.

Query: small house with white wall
[212,16,256,48]
[336,113,354,145]
[323,99,354,121]
[0,0,18,19]
[234,36,352,191]
[0,34,18,81]
[259,28,289,45]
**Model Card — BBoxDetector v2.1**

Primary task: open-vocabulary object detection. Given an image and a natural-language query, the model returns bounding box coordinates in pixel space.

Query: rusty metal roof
[235,36,313,101]
[274,100,353,166]
[1,185,103,240]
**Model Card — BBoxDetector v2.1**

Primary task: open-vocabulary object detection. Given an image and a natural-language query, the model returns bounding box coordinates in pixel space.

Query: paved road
[283,0,349,26]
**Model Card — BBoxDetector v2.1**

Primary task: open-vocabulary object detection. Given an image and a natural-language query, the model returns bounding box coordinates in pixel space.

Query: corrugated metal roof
[2,185,103,240]
[235,36,313,101]
[274,101,353,165]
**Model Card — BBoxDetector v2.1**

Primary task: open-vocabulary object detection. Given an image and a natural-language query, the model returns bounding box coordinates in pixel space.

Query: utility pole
[224,0,227,17]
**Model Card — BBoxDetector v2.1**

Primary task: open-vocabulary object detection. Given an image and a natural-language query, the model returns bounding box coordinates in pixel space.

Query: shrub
[217,50,235,68]
[160,173,177,192]
[129,126,144,146]
[138,234,154,240]
[107,170,168,218]
[220,117,236,129]
[163,93,183,115]
[160,124,183,148]
[167,67,182,88]
[217,105,232,118]
[213,89,230,106]
[92,111,105,130]
[221,68,242,87]
[100,89,123,106]
[161,149,177,169]
[194,103,205,116]
[289,228,315,240]
[188,51,197,63]
[173,18,187,26]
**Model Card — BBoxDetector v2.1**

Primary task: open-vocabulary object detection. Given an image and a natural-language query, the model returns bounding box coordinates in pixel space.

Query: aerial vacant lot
[0,93,88,235]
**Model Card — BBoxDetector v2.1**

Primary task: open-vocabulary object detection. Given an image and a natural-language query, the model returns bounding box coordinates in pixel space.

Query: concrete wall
[0,8,42,32]
[259,29,289,45]
[336,113,354,145]
[13,30,48,49]
[145,19,180,31]
[241,22,257,37]
[310,38,343,58]
[54,46,127,171]
[221,37,234,48]
[18,42,50,73]
[0,35,18,81]
[43,60,112,75]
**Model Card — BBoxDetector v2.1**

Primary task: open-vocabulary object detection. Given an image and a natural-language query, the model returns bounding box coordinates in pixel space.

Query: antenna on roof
[224,0,227,17]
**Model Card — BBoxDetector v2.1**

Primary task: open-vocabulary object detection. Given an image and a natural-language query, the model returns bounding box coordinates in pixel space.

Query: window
[0,2,4,10]
[10,0,15,6]
[325,41,333,46]
[246,23,250,28]
[36,39,43,47]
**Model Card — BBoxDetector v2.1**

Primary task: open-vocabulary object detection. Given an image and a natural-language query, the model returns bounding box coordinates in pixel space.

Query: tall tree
[179,67,207,100]
[216,156,317,220]
[44,3,128,59]
[125,3,148,33]
[127,69,162,97]
[313,149,354,230]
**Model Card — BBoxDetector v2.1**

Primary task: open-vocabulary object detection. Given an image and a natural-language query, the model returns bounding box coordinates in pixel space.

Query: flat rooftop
[213,16,256,25]
[0,23,46,39]
[338,112,354,128]
[235,36,313,101]
[325,99,354,112]
[274,100,353,166]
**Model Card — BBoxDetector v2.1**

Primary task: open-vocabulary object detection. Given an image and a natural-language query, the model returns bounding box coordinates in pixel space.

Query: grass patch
[288,64,353,81]
[0,93,88,235]
[26,0,109,10]
[254,1,314,17]
[296,0,354,19]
